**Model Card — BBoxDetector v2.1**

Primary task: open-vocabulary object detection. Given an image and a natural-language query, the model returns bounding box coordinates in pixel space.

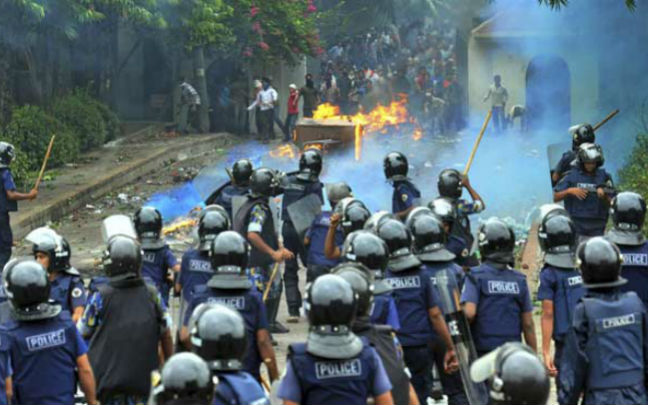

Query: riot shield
[287,193,322,238]
[101,214,138,243]
[436,269,489,405]
[205,180,232,206]
[547,141,571,185]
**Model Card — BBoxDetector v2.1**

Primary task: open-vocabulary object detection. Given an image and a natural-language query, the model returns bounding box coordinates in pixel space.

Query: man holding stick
[0,142,38,270]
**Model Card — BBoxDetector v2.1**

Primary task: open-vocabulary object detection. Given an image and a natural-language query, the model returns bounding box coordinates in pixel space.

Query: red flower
[258,41,270,51]
[243,47,253,57]
[250,5,259,17]
[252,21,262,33]
[306,3,317,13]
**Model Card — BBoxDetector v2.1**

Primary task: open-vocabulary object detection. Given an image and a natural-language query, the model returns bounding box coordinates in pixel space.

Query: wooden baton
[463,109,493,176]
[593,109,620,132]
[34,135,56,189]
[262,262,281,303]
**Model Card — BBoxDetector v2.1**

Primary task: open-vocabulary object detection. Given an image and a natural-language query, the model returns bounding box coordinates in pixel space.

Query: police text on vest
[315,359,362,379]
[26,329,66,351]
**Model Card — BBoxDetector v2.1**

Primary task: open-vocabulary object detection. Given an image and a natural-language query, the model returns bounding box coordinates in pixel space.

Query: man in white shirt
[178,77,201,134]
[483,74,508,134]
[248,77,278,143]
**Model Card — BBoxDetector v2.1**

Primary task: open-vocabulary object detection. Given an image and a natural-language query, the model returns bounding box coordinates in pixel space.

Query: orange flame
[354,125,362,161]
[269,143,297,159]
[413,127,423,141]
[313,103,341,119]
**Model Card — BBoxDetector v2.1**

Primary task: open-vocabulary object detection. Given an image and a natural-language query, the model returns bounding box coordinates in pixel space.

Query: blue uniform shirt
[178,249,213,303]
[369,292,401,331]
[391,180,421,214]
[553,150,576,179]
[461,263,533,352]
[618,242,648,308]
[423,261,465,297]
[554,167,613,236]
[0,329,11,405]
[214,184,248,219]
[212,370,269,405]
[141,245,178,306]
[50,273,86,314]
[184,287,268,379]
[0,169,16,214]
[305,212,343,268]
[537,265,584,342]
[4,312,87,405]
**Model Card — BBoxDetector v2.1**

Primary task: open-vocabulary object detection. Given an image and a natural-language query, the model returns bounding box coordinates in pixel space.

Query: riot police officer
[180,231,279,383]
[536,213,584,380]
[342,230,400,330]
[429,197,470,265]
[189,303,270,405]
[384,152,421,220]
[551,123,595,185]
[364,211,397,234]
[606,191,648,307]
[0,142,38,270]
[437,169,485,266]
[470,342,550,405]
[332,262,419,405]
[302,182,351,290]
[559,237,648,405]
[408,212,468,405]
[379,218,458,403]
[79,233,173,405]
[176,208,229,326]
[554,143,615,239]
[232,168,293,333]
[211,159,254,219]
[281,149,325,324]
[3,260,97,405]
[325,198,371,260]
[151,352,214,405]
[277,274,395,405]
[135,206,180,307]
[27,227,86,322]
[460,218,537,357]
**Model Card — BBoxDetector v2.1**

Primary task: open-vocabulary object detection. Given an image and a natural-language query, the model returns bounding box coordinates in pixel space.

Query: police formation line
[0,123,645,405]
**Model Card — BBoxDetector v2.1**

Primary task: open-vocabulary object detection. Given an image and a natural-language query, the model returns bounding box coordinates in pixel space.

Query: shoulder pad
[3,320,19,331]
[193,284,209,296]
[371,324,394,335]
[288,342,307,356]
[64,267,81,276]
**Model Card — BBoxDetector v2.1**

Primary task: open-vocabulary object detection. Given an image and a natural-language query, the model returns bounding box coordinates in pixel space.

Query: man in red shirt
[284,84,300,142]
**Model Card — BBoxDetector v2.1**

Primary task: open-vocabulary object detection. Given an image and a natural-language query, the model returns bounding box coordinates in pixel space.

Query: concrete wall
[467,36,599,126]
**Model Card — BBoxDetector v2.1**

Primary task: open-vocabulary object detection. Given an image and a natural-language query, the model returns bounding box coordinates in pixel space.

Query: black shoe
[269,322,290,334]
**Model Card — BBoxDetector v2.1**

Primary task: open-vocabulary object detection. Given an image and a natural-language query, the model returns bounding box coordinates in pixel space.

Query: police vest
[216,185,248,220]
[470,266,526,351]
[288,341,375,405]
[548,266,585,341]
[370,292,391,326]
[180,249,213,301]
[50,274,83,313]
[5,312,79,405]
[619,242,648,307]
[89,278,163,400]
[353,321,410,405]
[392,180,421,213]
[563,168,610,219]
[233,198,278,267]
[0,169,17,213]
[583,292,645,390]
[307,212,343,268]
[192,285,263,378]
[423,262,465,305]
[446,234,469,260]
[385,267,434,346]
[142,246,171,293]
[281,177,323,219]
[213,371,269,405]
[451,205,474,250]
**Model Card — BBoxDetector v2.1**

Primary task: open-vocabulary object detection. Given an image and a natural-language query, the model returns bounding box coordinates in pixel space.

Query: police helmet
[404,206,433,230]
[230,159,253,186]
[570,123,595,150]
[0,142,15,168]
[305,274,363,359]
[577,237,625,289]
[471,342,549,405]
[607,191,646,246]
[341,202,371,236]
[428,197,458,228]
[410,213,455,263]
[331,263,374,317]
[207,231,251,290]
[249,168,282,198]
[26,227,69,274]
[383,151,409,181]
[378,219,421,272]
[5,260,61,321]
[437,169,463,199]
[134,206,164,249]
[342,231,389,274]
[478,218,515,265]
[538,214,577,269]
[198,209,230,252]
[60,237,79,275]
[577,143,604,168]
[103,235,142,279]
[297,148,323,181]
[154,353,215,405]
[326,182,352,206]
[190,303,247,371]
[364,211,396,234]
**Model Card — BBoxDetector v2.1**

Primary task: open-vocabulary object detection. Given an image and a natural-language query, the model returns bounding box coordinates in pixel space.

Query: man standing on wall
[483,74,508,134]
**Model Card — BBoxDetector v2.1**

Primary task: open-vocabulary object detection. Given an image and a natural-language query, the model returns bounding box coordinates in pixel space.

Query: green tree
[539,0,636,9]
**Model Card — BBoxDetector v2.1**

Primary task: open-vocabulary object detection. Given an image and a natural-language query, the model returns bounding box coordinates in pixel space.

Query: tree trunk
[193,46,210,133]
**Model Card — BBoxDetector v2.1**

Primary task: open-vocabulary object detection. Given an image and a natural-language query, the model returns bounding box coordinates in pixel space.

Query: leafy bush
[51,91,106,151]
[3,105,79,170]
[94,101,121,141]
[617,132,648,235]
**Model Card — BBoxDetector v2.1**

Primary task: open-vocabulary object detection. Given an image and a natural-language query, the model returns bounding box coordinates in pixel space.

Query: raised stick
[463,110,492,176]
[262,262,280,302]
[593,109,620,132]
[34,135,55,189]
